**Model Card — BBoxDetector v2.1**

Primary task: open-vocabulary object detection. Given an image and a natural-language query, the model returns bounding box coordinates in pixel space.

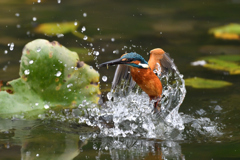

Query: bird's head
[98,52,149,69]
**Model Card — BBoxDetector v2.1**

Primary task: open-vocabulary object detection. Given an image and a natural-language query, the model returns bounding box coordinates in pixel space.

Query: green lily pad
[203,55,240,62]
[0,39,100,118]
[34,22,79,35]
[209,23,240,40]
[204,59,240,75]
[193,55,240,75]
[34,22,93,42]
[185,77,232,89]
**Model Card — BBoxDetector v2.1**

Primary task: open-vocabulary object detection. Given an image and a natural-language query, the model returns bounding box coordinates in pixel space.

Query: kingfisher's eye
[122,58,133,62]
[127,58,134,62]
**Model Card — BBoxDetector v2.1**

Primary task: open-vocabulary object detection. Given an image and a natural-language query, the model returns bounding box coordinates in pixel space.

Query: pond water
[0,0,240,159]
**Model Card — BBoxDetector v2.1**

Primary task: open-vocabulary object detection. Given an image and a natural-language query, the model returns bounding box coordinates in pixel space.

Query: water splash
[29,60,34,64]
[83,13,87,17]
[55,71,62,77]
[39,55,223,141]
[36,47,41,52]
[32,17,37,21]
[24,69,30,75]
[94,137,184,160]
[78,57,222,141]
[83,36,88,41]
[8,42,14,51]
[102,76,107,82]
[157,63,186,131]
[81,26,86,33]
[73,64,187,140]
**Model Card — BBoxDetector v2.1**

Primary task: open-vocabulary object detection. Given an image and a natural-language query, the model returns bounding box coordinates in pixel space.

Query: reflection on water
[95,137,184,160]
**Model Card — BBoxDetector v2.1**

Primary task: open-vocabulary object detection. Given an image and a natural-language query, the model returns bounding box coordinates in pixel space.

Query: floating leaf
[209,23,240,40]
[34,22,79,35]
[202,55,240,62]
[34,22,93,41]
[0,39,100,118]
[204,59,240,74]
[185,77,232,89]
[192,55,240,75]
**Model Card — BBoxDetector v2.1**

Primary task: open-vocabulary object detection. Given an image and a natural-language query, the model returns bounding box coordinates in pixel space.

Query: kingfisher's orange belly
[130,67,162,98]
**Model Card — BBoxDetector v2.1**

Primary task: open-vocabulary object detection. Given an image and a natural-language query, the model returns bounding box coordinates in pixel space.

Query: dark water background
[0,0,240,159]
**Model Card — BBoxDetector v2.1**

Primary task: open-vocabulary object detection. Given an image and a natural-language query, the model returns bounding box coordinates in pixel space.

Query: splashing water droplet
[106,92,113,100]
[15,13,20,17]
[32,17,37,21]
[4,50,8,54]
[3,65,7,71]
[57,54,221,141]
[81,26,86,32]
[9,43,14,51]
[83,12,87,17]
[191,60,206,66]
[113,50,119,54]
[214,105,222,111]
[83,36,88,40]
[57,0,61,3]
[55,71,62,77]
[111,38,115,42]
[57,34,64,38]
[67,83,73,88]
[44,104,49,109]
[36,47,41,52]
[93,51,99,56]
[37,0,41,3]
[24,69,30,75]
[102,76,107,82]
[74,21,78,26]
[29,60,34,64]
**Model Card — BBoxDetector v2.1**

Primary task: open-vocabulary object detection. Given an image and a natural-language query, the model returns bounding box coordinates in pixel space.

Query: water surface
[0,0,240,159]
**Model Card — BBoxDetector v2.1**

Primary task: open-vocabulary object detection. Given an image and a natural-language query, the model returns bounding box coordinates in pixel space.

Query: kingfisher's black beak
[98,58,127,67]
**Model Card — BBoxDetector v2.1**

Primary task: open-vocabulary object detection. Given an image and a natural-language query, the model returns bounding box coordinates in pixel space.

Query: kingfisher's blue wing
[111,64,136,90]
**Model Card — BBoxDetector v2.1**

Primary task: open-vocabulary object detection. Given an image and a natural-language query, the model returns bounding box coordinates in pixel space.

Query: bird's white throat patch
[138,63,149,68]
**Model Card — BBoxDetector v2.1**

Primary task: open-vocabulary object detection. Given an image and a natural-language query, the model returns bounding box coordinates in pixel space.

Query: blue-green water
[1,0,240,159]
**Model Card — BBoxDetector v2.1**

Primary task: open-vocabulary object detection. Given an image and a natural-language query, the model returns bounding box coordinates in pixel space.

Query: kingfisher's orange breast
[130,67,162,98]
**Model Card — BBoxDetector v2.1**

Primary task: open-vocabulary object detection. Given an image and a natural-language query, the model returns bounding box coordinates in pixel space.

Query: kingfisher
[99,48,175,112]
